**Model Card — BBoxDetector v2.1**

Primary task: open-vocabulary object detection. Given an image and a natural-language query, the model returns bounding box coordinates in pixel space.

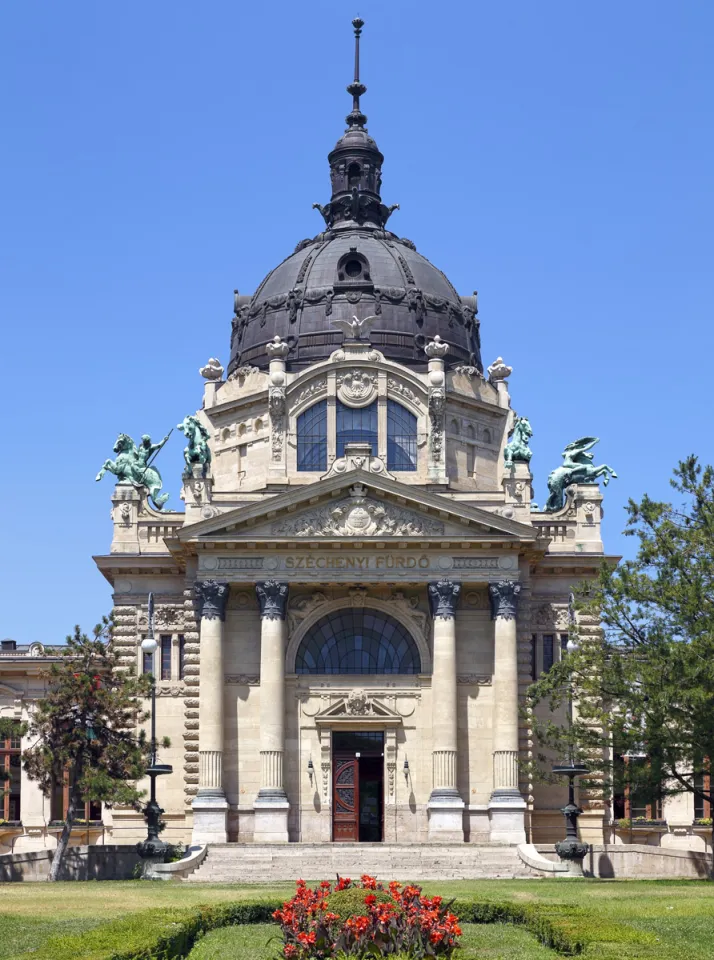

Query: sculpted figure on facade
[545,437,617,512]
[178,415,212,476]
[96,432,170,510]
[504,416,533,468]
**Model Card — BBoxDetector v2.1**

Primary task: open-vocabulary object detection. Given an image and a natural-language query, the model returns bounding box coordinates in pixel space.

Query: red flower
[360,873,378,889]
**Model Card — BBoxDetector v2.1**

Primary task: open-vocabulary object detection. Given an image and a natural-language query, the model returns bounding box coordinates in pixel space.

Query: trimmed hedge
[15,894,656,960]
[453,900,656,956]
[15,901,281,960]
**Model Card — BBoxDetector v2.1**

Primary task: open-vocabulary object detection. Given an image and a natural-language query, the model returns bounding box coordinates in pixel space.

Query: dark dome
[227,19,482,377]
[229,227,481,375]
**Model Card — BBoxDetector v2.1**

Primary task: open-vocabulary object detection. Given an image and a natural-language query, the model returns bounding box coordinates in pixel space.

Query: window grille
[296,608,420,675]
[297,400,327,471]
[387,400,417,471]
[336,400,377,457]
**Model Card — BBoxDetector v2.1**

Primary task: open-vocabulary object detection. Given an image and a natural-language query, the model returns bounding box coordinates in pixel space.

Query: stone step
[185,842,535,882]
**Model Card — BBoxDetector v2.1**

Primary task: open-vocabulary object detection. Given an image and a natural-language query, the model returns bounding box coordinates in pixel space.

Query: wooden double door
[332,732,384,842]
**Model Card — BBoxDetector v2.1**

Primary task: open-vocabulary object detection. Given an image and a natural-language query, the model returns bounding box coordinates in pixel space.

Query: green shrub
[16,901,282,960]
[326,886,393,919]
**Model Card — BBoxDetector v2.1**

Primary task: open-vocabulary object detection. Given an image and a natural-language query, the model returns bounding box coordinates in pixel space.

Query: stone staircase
[185,843,536,882]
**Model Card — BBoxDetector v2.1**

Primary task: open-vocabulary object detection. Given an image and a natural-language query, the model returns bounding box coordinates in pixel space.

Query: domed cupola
[228,19,482,377]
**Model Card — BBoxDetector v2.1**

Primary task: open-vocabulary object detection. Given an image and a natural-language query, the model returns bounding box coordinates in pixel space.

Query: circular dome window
[344,259,363,278]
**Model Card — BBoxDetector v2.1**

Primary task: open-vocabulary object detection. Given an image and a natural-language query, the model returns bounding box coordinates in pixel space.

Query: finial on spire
[346,17,367,129]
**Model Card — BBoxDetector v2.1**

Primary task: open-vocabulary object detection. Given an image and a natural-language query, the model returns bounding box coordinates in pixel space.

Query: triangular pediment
[178,470,536,544]
[314,691,403,727]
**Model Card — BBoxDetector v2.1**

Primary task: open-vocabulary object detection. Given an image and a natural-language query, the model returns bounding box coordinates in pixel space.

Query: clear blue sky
[1,2,712,644]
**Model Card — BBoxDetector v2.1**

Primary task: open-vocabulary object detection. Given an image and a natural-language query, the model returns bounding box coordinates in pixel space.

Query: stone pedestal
[488,580,526,843]
[427,579,465,841]
[192,580,230,845]
[254,581,290,842]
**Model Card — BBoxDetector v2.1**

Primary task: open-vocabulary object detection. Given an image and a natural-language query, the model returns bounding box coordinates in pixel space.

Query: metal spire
[346,17,367,128]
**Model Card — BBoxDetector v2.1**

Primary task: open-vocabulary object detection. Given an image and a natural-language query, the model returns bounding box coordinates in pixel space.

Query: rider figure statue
[96,433,171,511]
[544,437,617,513]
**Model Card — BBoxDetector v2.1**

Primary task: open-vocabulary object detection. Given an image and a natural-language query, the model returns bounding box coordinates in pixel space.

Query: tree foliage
[23,618,154,879]
[527,457,714,843]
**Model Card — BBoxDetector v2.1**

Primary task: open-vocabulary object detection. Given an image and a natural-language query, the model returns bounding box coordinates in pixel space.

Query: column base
[427,792,465,842]
[488,792,526,843]
[253,797,290,843]
[191,792,228,845]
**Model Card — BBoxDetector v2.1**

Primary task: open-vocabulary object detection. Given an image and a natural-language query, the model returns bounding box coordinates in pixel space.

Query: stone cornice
[176,472,539,544]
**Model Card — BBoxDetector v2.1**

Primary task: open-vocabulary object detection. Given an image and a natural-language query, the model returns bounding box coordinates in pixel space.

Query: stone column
[488,579,526,843]
[427,578,465,841]
[191,579,230,845]
[254,580,290,842]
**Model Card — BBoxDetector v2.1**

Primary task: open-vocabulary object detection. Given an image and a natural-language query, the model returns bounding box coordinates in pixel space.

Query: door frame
[331,730,386,842]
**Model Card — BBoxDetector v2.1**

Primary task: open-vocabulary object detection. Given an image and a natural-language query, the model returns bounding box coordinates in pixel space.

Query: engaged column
[192,578,230,845]
[254,580,290,842]
[488,579,526,842]
[427,578,465,841]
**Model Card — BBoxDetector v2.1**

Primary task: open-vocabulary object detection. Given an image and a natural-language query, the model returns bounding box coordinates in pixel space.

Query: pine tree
[23,618,155,881]
[527,457,714,873]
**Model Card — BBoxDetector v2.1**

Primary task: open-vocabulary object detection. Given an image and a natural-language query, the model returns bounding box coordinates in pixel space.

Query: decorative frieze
[271,489,444,538]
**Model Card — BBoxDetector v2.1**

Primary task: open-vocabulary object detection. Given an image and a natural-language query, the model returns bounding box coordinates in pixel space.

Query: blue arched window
[297,400,327,472]
[336,400,377,457]
[387,400,417,471]
[296,608,421,675]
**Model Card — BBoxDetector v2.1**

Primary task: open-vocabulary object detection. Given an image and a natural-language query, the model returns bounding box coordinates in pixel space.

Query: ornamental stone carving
[266,335,290,360]
[270,490,444,538]
[199,357,224,380]
[487,357,513,382]
[336,369,377,408]
[256,580,289,620]
[195,580,230,621]
[488,580,521,621]
[428,579,461,620]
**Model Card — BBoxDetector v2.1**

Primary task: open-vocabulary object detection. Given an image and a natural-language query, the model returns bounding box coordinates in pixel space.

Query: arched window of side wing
[297,399,327,472]
[387,399,417,472]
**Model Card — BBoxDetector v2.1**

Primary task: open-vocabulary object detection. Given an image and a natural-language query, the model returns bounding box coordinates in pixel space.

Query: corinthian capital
[489,580,521,621]
[195,579,230,621]
[428,579,461,620]
[256,580,289,621]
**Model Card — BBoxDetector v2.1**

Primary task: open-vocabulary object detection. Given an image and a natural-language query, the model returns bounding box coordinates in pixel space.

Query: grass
[0,879,713,958]
[186,922,556,959]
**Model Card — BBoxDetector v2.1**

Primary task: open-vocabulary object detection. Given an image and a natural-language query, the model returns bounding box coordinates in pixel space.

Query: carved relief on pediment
[313,690,404,724]
[270,486,444,538]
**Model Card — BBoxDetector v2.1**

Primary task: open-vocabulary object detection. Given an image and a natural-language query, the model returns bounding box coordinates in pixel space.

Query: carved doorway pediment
[314,690,402,729]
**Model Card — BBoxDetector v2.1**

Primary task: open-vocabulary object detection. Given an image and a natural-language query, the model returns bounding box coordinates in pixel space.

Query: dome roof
[227,19,482,377]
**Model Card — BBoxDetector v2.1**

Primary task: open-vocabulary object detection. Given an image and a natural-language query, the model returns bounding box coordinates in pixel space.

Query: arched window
[387,400,417,472]
[297,400,327,471]
[336,400,377,457]
[347,162,361,187]
[296,608,421,674]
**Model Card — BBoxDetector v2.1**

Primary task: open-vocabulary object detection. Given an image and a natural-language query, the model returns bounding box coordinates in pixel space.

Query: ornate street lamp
[552,597,589,874]
[137,593,173,860]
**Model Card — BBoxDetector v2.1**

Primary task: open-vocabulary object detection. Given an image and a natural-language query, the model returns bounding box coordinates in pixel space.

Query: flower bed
[272,875,462,958]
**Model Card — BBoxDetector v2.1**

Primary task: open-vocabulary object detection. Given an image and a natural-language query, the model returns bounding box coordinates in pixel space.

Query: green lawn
[0,879,713,959]
[187,922,556,959]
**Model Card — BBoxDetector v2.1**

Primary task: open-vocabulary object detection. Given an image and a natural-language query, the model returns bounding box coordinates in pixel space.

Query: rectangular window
[160,635,172,681]
[560,634,569,659]
[51,773,101,823]
[694,768,710,820]
[142,646,154,675]
[297,400,327,472]
[542,635,554,674]
[336,400,378,457]
[0,730,21,821]
[530,634,537,682]
[178,635,186,680]
[626,756,663,820]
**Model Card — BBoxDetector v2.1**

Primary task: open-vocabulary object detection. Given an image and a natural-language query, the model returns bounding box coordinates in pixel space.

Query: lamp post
[137,593,173,859]
[552,600,589,875]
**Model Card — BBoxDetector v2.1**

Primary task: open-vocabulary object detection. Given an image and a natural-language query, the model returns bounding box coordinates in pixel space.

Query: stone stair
[185,843,536,882]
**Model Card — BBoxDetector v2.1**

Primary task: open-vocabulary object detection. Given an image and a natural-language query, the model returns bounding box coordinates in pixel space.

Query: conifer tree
[23,619,154,881]
[527,457,714,872]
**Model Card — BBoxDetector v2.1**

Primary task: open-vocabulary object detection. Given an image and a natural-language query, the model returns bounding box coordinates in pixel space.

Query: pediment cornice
[177,470,537,545]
